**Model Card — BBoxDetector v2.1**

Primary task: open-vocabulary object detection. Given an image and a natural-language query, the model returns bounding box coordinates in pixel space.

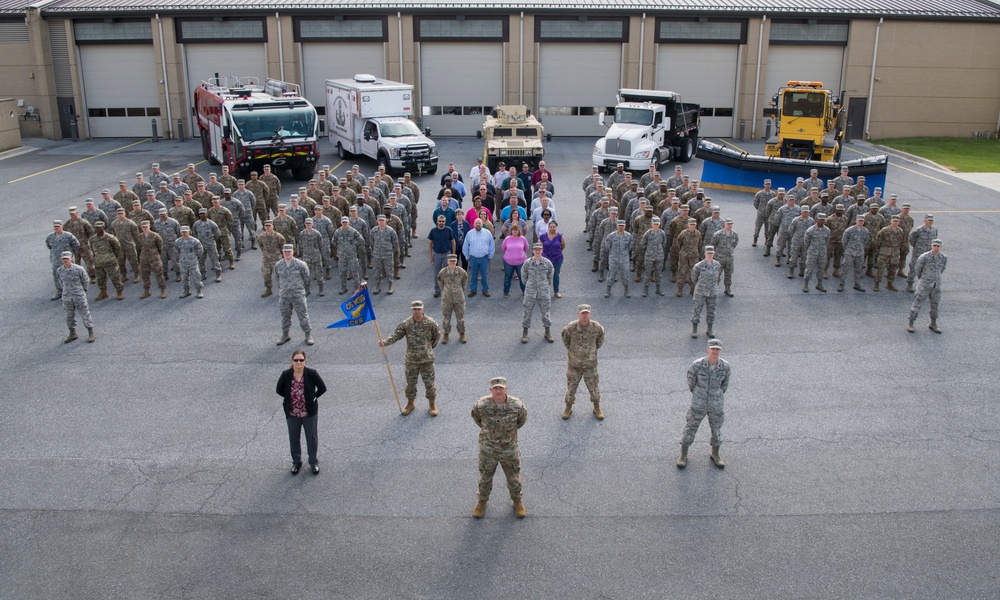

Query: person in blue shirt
[463,217,496,297]
[432,197,456,226]
[427,215,456,297]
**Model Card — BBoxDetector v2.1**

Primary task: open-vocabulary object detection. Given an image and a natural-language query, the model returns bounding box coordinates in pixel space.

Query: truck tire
[377,152,392,176]
[337,142,350,160]
[678,138,695,163]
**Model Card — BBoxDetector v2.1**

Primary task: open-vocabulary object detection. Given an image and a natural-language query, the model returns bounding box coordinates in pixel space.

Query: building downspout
[519,12,524,106]
[155,14,173,135]
[750,15,766,139]
[638,13,645,88]
[398,12,404,81]
[275,12,284,81]
[864,17,883,140]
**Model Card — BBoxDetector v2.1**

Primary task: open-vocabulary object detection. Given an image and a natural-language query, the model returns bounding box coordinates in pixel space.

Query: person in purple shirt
[540,220,566,298]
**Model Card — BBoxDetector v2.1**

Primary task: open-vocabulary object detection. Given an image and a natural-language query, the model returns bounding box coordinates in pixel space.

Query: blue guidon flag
[327,286,376,328]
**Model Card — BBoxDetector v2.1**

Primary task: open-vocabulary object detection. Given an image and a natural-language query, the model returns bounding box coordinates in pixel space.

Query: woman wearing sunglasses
[276,350,327,475]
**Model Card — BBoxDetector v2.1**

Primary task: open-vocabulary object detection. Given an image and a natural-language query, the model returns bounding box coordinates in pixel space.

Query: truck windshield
[381,120,424,137]
[515,128,537,137]
[782,92,825,118]
[231,105,316,142]
[614,107,653,126]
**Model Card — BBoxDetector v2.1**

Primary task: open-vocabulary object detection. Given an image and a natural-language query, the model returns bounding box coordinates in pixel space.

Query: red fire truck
[194,76,319,180]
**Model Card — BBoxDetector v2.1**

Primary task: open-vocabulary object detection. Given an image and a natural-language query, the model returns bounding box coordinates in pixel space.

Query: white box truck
[326,74,438,175]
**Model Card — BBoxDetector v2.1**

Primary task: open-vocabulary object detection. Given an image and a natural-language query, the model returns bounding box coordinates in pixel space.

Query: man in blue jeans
[428,215,456,298]
[463,217,496,297]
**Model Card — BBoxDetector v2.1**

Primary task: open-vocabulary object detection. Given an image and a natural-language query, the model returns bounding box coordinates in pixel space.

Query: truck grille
[401,144,431,159]
[609,138,631,156]
[499,148,533,156]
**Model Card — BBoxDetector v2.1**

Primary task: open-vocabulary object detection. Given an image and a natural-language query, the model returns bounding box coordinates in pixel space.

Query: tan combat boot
[63,329,77,344]
[710,446,726,468]
[886,279,898,292]
[513,500,526,518]
[94,288,108,301]
[521,328,529,344]
[906,318,915,333]
[429,400,439,417]
[872,281,879,292]
[400,399,415,415]
[459,332,467,344]
[544,328,554,343]
[676,445,689,469]
[261,286,272,298]
[561,403,573,420]
[472,499,487,519]
[592,402,604,420]
[86,327,95,343]
[441,332,449,344]
[929,319,942,334]
[159,289,167,299]
[676,283,683,297]
[116,289,124,300]
[139,288,151,299]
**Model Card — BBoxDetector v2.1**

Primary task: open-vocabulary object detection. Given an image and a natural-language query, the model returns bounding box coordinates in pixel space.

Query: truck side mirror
[598,112,606,127]
[223,125,231,139]
[318,119,325,135]
[424,128,432,138]
[363,133,370,141]
[476,130,483,139]
[545,134,552,142]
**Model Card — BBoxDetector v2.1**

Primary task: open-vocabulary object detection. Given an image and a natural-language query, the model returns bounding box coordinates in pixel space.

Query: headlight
[634,151,650,159]
[429,147,438,158]
[593,144,601,154]
[499,149,508,156]
[390,148,400,159]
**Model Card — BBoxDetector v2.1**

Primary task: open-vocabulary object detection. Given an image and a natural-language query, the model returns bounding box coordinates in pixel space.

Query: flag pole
[374,318,403,414]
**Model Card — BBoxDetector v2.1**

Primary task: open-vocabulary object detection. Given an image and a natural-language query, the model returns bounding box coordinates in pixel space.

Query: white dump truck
[326,74,438,175]
[592,88,700,171]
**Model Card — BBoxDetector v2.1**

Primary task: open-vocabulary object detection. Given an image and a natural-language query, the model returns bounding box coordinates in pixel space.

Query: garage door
[80,45,159,137]
[764,45,844,100]
[656,44,738,138]
[420,42,503,136]
[538,43,620,137]
[302,43,385,113]
[185,43,268,97]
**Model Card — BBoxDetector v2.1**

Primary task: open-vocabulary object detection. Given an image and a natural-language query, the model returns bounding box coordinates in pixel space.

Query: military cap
[858,175,866,180]
[707,338,723,349]
[810,168,819,174]
[140,220,150,227]
[446,253,458,261]
[304,217,313,224]
[724,217,733,224]
[151,162,159,168]
[533,242,544,249]
[835,203,845,209]
[209,173,217,178]
[250,171,259,176]
[630,180,638,186]
[616,220,626,226]
[764,179,772,184]
[403,172,412,177]
[197,208,207,214]
[278,203,287,210]
[263,220,273,226]
[637,191,646,197]
[817,213,827,220]
[609,206,619,213]
[925,214,934,220]
[616,162,624,167]
[688,218,697,224]
[855,215,866,221]
[117,180,127,185]
[869,203,879,210]
[890,215,900,221]
[704,246,715,253]
[932,239,942,246]
[86,198,96,204]
[223,188,231,194]
[237,178,246,184]
[889,193,897,199]
[388,192,397,198]
[186,163,195,168]
[682,175,690,180]
[145,189,155,195]
[649,216,662,225]
[179,225,189,232]
[490,377,508,388]
[158,208,168,214]
[820,192,829,198]
[132,199,141,205]
[376,214,386,221]
[671,197,680,204]
[173,173,182,178]
[578,304,592,313]
[60,250,73,259]
[135,172,143,177]
[394,181,402,188]
[711,206,720,213]
[349,205,358,212]
[281,244,294,252]
[68,206,78,213]
[116,208,126,214]
[196,181,205,187]
[800,205,810,213]
[796,177,804,182]
[340,217,350,223]
[411,300,424,309]
[308,179,318,184]
[777,187,786,193]
[299,187,308,192]
[600,197,610,204]
[53,219,63,226]
[901,203,911,208]
[159,181,168,186]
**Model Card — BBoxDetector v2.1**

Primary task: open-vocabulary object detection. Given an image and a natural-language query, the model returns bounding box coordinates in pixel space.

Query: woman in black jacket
[275,350,327,475]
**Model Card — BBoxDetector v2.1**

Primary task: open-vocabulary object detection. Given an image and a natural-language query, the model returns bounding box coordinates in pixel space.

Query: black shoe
[434,291,440,298]
[311,464,320,475]
[291,463,302,475]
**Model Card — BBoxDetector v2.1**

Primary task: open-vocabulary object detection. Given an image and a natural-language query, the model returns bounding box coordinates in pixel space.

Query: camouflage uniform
[631,213,654,276]
[175,235,204,295]
[370,225,399,293]
[81,206,109,229]
[711,227,739,294]
[384,315,441,406]
[168,180,190,198]
[272,214,298,254]
[152,216,181,280]
[437,264,468,337]
[274,257,312,338]
[824,211,849,277]
[786,213,815,277]
[897,211,914,277]
[246,178,271,225]
[907,224,938,289]
[232,187,258,246]
[774,202,799,264]
[90,231,122,294]
[562,318,605,408]
[752,187,776,245]
[639,228,667,293]
[690,258,722,332]
[802,223,831,291]
[220,195,246,257]
[522,256,554,329]
[909,249,947,326]
[471,393,527,503]
[169,203,197,231]
[260,171,282,216]
[218,173,239,195]
[208,204,235,263]
[331,225,365,292]
[699,216,725,253]
[129,207,155,231]
[668,213,690,278]
[384,212,407,276]
[602,229,634,296]
[258,230,285,291]
[137,229,166,295]
[57,261,93,332]
[298,227,328,296]
[680,356,731,448]
[402,178,421,234]
[182,170,205,190]
[587,205,610,252]
[348,216,372,275]
[148,170,169,190]
[192,218,222,279]
[47,230,80,296]
[862,211,885,273]
[675,227,703,295]
[63,217,95,280]
[763,195,785,255]
[874,222,905,289]
[840,224,869,291]
[109,217,140,281]
[113,190,138,212]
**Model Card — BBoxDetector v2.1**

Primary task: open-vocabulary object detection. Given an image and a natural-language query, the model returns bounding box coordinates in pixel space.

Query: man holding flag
[379,301,441,416]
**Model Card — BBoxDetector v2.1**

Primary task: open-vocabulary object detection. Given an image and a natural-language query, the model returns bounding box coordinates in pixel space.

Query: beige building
[1,0,998,140]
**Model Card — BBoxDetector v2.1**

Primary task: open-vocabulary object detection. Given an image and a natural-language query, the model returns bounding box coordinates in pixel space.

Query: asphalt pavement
[0,134,998,599]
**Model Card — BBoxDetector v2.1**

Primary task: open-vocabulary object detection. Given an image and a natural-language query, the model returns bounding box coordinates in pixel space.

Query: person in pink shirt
[466,197,493,228]
[501,224,529,297]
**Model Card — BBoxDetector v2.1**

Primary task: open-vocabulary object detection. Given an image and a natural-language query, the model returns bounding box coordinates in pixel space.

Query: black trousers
[286,414,318,466]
